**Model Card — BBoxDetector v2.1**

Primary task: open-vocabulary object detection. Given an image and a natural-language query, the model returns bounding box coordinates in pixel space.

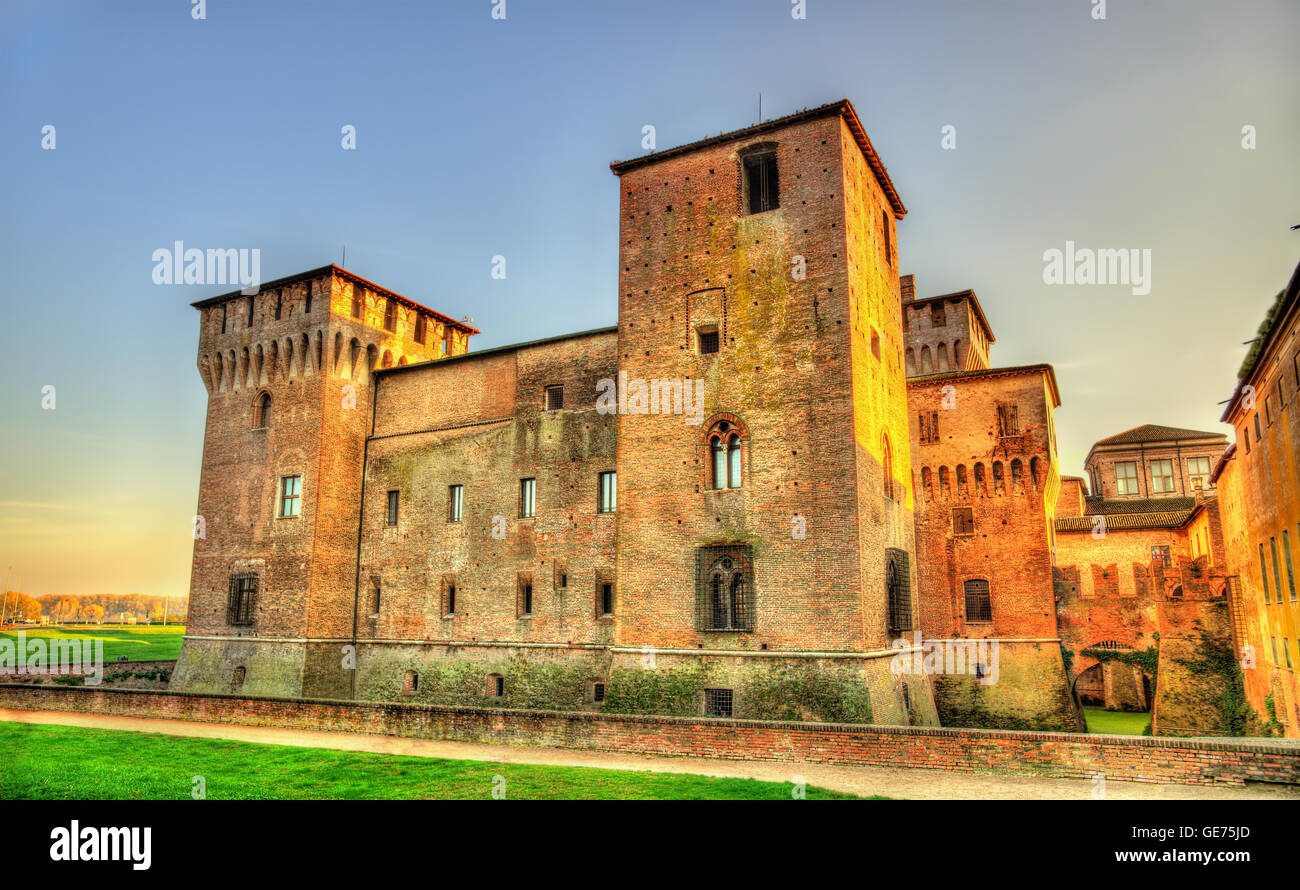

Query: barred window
[742,149,778,214]
[698,328,719,354]
[886,548,912,635]
[386,490,399,527]
[227,574,257,626]
[545,385,564,410]
[704,688,733,717]
[696,545,754,632]
[964,579,992,623]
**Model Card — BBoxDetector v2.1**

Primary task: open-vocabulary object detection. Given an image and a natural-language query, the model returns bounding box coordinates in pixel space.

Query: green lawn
[0,722,870,800]
[0,624,185,663]
[1083,707,1151,736]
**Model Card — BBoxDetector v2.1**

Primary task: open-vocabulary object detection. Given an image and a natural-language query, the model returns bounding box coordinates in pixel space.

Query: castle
[173,98,1251,734]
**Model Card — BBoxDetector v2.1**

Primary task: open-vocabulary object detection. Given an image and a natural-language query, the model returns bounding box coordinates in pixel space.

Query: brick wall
[3,684,1297,787]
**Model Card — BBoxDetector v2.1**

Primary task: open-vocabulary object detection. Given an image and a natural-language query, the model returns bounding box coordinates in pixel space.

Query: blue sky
[1,0,1296,596]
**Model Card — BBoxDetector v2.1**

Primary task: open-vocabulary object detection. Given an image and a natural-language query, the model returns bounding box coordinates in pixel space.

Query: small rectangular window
[599,581,614,617]
[273,290,282,321]
[448,484,463,522]
[1187,456,1212,491]
[442,575,457,616]
[545,385,564,411]
[442,329,452,355]
[1271,538,1284,604]
[386,490,399,526]
[1260,543,1271,602]
[414,314,426,344]
[698,328,719,354]
[1255,413,1263,440]
[919,412,939,444]
[383,301,397,332]
[1284,530,1297,601]
[278,475,302,518]
[303,280,313,314]
[593,682,605,703]
[704,688,733,718]
[519,478,536,518]
[518,575,533,617]
[597,471,617,513]
[554,560,568,589]
[1149,459,1175,494]
[352,286,364,319]
[1115,461,1140,496]
[931,302,945,328]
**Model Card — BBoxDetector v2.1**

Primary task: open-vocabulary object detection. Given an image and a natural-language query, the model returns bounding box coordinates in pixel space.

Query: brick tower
[607,100,936,724]
[172,266,476,697]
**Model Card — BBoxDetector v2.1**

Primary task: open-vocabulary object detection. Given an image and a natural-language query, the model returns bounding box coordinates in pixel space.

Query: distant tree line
[1,591,188,624]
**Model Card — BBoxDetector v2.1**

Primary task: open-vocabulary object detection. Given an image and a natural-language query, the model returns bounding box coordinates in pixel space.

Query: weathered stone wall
[6,684,1298,787]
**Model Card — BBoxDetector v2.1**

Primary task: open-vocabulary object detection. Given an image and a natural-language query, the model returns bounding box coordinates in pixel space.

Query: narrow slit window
[386,490,399,527]
[598,471,617,513]
[448,484,463,522]
[519,478,536,518]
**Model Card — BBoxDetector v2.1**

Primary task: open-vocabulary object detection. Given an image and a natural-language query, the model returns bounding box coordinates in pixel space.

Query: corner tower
[607,100,935,725]
[172,265,476,698]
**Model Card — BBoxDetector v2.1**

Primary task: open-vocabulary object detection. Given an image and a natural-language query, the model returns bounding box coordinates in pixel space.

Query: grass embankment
[0,722,871,800]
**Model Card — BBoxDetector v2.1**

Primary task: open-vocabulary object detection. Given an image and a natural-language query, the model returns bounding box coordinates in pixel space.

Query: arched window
[953,339,965,369]
[956,464,968,500]
[939,466,951,500]
[993,461,1005,495]
[920,346,933,374]
[706,418,745,489]
[937,343,949,371]
[921,467,933,501]
[882,435,894,501]
[905,347,916,376]
[974,462,987,497]
[885,548,912,635]
[254,392,270,429]
[1011,459,1024,495]
[1029,456,1041,491]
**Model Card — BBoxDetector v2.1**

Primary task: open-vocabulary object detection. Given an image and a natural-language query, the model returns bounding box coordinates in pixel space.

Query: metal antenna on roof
[758,91,762,123]
[342,244,347,268]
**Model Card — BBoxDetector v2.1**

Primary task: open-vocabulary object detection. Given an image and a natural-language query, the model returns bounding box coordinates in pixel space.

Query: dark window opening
[600,582,614,617]
[273,290,282,321]
[414,314,426,344]
[227,574,257,626]
[403,670,419,694]
[964,579,992,623]
[743,151,779,214]
[593,682,605,703]
[545,385,564,410]
[705,688,734,718]
[231,666,246,691]
[386,490,399,527]
[303,281,313,314]
[698,328,720,354]
[518,577,533,617]
[930,302,945,327]
[886,548,913,635]
[383,301,397,332]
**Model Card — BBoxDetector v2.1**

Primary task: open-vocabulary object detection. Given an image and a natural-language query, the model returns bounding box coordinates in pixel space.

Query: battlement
[193,265,478,395]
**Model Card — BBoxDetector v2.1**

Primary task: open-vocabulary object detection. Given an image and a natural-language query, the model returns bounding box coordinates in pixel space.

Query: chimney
[900,274,915,303]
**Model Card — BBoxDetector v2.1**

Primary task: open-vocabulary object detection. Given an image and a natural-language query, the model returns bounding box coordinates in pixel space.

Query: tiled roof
[1094,424,1224,446]
[1084,496,1195,516]
[1056,510,1196,532]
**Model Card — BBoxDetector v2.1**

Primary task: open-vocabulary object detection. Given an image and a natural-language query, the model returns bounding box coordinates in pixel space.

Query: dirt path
[3,708,1294,800]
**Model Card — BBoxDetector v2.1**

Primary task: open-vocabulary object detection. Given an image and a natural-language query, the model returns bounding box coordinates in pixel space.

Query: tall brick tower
[172,266,476,698]
[607,100,936,725]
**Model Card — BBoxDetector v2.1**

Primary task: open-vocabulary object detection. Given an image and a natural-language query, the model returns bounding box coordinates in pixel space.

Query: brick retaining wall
[2,684,1297,787]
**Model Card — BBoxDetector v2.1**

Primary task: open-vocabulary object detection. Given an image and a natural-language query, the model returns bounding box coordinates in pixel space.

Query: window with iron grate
[964,579,992,623]
[885,548,913,635]
[704,688,733,717]
[696,545,754,632]
[227,574,257,626]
